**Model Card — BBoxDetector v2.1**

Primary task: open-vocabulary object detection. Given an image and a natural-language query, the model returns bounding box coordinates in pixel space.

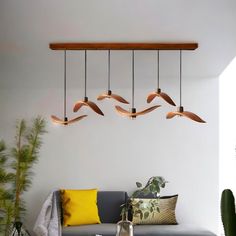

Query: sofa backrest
[97,191,127,223]
[58,190,127,224]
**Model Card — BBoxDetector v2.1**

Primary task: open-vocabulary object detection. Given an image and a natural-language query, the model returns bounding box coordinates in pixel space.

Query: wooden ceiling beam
[49,42,198,51]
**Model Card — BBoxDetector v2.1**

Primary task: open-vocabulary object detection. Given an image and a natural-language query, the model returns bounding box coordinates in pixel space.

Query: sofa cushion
[131,195,178,225]
[134,225,216,236]
[62,223,217,236]
[62,223,116,236]
[61,189,101,226]
[97,191,127,223]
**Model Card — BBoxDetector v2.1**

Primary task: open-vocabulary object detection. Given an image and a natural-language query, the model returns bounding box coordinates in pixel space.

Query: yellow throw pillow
[61,189,101,226]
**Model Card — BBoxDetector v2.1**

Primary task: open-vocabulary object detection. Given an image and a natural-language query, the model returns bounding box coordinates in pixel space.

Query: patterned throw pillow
[131,195,178,225]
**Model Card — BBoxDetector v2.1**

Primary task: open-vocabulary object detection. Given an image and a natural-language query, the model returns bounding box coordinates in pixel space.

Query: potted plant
[131,176,167,219]
[117,176,167,236]
[121,176,167,219]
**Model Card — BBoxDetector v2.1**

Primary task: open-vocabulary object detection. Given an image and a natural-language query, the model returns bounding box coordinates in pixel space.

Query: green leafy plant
[0,117,47,235]
[0,141,15,235]
[121,176,167,220]
[132,176,167,198]
[221,189,236,236]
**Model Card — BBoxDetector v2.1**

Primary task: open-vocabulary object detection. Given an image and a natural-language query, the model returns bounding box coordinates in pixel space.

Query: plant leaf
[144,212,149,219]
[140,211,143,220]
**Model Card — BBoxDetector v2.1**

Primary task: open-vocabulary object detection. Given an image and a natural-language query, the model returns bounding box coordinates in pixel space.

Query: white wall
[0,0,223,234]
[0,76,218,234]
[219,56,236,209]
[219,56,236,236]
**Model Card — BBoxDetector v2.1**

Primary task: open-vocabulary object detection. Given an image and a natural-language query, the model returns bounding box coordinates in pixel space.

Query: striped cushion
[131,195,178,225]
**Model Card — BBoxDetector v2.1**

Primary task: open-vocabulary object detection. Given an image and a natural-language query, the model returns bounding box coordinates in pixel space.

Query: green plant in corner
[221,189,236,236]
[0,117,47,235]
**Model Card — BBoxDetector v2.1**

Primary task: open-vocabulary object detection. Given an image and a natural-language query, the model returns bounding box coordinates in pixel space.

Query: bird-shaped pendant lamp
[97,50,129,104]
[147,50,176,106]
[73,50,104,116]
[51,51,87,125]
[166,50,206,123]
[115,50,160,119]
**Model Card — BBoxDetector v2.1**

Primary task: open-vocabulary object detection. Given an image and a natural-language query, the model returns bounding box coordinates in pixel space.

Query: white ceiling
[1,0,236,88]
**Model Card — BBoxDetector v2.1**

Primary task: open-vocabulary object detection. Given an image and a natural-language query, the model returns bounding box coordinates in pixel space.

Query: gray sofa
[61,191,216,236]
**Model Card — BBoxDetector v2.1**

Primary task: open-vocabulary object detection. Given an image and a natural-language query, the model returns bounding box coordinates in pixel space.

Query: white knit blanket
[33,191,62,236]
